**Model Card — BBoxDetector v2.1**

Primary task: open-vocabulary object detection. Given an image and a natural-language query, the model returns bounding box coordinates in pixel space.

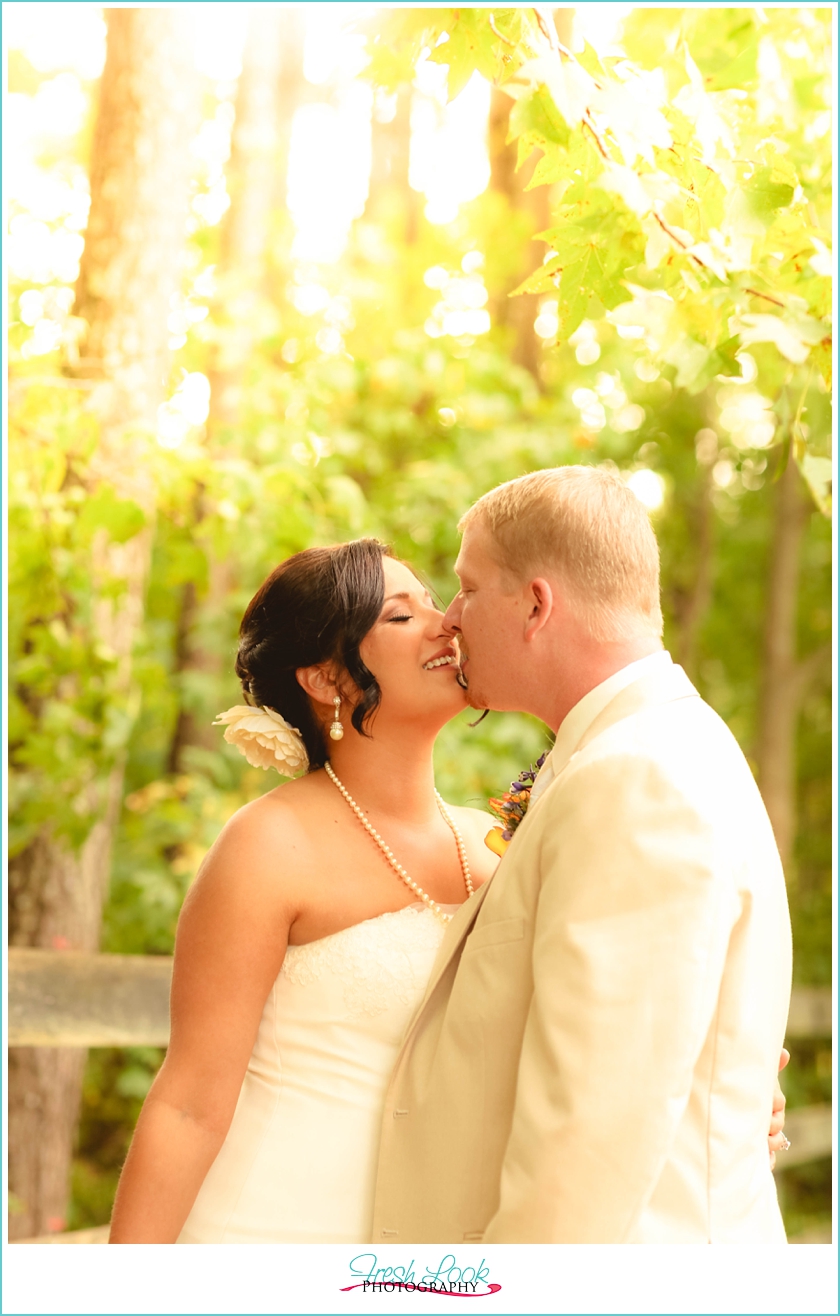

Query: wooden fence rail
[779,1104,834,1169]
[8,948,833,1047]
[9,947,172,1047]
[7,947,832,1243]
[785,985,834,1038]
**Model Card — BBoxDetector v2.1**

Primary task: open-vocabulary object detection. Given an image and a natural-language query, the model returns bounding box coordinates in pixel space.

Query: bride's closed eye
[387,612,413,623]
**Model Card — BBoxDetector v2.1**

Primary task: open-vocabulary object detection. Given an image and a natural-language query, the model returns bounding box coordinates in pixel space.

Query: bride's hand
[768,1048,790,1170]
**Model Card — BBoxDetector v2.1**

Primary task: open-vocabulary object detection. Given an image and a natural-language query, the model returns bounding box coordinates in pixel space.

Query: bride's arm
[108,797,300,1242]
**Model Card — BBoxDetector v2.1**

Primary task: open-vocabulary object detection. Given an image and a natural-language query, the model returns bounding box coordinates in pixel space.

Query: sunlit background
[6,2,832,1248]
[7,1,683,507]
[8,0,817,510]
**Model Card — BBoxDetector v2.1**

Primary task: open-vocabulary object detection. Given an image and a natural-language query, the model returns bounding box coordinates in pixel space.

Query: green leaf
[793,74,827,111]
[553,244,613,341]
[799,454,832,517]
[555,285,590,341]
[662,336,711,390]
[511,255,563,298]
[77,489,147,544]
[811,337,832,390]
[708,334,742,378]
[428,11,500,100]
[526,150,571,191]
[703,39,758,92]
[364,9,447,90]
[508,87,570,149]
[599,279,633,312]
[677,334,743,394]
[743,166,795,223]
[574,41,609,83]
[365,43,424,92]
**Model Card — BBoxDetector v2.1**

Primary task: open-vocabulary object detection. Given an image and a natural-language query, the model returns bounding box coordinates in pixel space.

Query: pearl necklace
[324,762,474,922]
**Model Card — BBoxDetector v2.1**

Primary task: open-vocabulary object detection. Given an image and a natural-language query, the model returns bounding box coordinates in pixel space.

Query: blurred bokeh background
[7,4,832,1243]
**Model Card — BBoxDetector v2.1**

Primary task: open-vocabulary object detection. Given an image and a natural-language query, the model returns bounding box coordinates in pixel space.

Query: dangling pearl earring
[329,695,344,741]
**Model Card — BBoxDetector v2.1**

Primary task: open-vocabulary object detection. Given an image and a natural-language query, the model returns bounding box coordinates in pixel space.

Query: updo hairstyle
[235,539,390,770]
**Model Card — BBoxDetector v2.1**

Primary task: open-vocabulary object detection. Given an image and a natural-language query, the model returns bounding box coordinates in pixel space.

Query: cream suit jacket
[370,660,792,1243]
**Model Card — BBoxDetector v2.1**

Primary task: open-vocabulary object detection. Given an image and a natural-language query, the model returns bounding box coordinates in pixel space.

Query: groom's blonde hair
[459,466,664,643]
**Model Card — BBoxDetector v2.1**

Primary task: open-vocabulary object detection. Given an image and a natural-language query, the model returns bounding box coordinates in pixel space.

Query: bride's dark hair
[235,538,390,770]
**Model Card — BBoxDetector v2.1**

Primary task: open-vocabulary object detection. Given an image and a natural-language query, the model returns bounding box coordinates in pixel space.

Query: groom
[371,466,792,1243]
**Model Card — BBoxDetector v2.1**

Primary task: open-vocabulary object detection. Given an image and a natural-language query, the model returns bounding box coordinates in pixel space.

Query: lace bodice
[178,901,456,1243]
[282,904,450,1020]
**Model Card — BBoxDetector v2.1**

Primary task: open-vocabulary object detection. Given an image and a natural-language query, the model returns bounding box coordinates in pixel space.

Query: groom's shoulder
[563,689,757,808]
[605,690,738,758]
[593,676,730,745]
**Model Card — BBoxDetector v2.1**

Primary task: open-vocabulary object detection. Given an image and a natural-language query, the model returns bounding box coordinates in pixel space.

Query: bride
[108,538,499,1243]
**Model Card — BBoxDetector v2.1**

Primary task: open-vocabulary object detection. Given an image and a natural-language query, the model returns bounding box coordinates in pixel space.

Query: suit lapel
[411,868,495,1016]
[404,664,700,1037]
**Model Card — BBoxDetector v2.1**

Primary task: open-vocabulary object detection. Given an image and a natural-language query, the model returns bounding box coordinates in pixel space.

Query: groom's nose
[442,596,462,635]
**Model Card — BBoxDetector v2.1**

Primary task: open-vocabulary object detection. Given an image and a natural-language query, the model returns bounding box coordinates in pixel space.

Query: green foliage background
[8,6,832,1236]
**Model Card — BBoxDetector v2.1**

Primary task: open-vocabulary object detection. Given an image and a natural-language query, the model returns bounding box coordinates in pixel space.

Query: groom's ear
[523,577,554,642]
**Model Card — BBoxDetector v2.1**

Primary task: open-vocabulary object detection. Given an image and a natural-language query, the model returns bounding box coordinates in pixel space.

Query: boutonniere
[485,753,548,857]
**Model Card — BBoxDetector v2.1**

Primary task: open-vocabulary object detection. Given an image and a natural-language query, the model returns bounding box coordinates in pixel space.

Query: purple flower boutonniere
[485,752,548,857]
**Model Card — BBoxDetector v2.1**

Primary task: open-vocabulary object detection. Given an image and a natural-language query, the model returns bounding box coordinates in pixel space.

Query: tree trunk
[368,86,418,244]
[487,10,574,379]
[8,9,200,1239]
[168,9,305,775]
[167,577,208,772]
[167,557,235,772]
[220,6,305,283]
[673,469,715,681]
[755,456,812,875]
[210,6,305,431]
[487,88,549,378]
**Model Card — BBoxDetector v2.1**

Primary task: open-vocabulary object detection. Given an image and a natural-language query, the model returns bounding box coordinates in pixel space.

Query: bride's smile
[421,648,458,670]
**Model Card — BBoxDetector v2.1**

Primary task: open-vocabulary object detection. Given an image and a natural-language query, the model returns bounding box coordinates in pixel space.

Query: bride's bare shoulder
[191,773,330,893]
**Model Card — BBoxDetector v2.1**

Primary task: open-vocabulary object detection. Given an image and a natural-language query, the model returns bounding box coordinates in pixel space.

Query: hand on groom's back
[768,1048,789,1169]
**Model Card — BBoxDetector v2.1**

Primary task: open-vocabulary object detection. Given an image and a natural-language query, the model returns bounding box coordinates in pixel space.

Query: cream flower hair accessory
[213,705,309,776]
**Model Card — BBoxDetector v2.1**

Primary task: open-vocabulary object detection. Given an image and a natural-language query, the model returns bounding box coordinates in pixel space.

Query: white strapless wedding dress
[178,902,454,1243]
